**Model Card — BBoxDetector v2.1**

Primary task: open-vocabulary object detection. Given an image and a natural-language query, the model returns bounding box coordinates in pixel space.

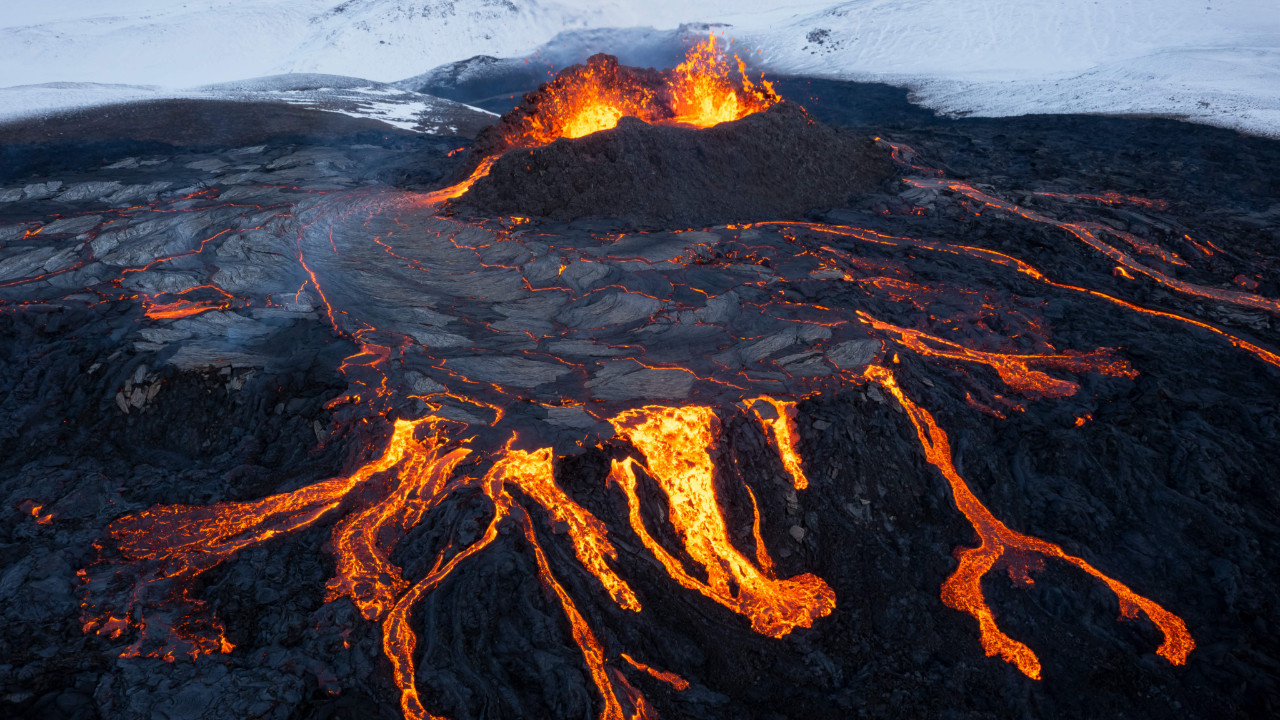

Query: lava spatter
[479,34,779,154]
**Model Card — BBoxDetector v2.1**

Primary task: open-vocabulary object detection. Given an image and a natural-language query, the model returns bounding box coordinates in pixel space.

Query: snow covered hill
[2,1,1277,136]
[737,0,1280,136]
[0,1,755,88]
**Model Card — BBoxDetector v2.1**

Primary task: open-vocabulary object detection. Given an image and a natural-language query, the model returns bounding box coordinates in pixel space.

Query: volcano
[2,32,1279,720]
[450,45,893,227]
[451,101,893,228]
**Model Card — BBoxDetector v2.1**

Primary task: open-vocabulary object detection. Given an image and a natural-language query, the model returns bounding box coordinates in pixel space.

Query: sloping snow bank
[733,0,1280,137]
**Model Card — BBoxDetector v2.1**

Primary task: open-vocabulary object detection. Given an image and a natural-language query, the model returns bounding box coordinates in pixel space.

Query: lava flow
[26,40,1280,720]
[863,365,1194,679]
[609,405,835,638]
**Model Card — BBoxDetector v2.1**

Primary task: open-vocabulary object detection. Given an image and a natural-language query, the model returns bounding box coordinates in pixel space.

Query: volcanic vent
[449,44,893,227]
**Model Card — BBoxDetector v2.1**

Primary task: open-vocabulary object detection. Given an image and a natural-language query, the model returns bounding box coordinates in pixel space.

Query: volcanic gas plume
[8,33,1279,720]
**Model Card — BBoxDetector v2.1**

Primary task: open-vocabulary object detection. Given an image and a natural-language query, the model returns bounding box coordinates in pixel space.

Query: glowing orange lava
[325,431,471,622]
[862,364,1194,679]
[415,155,501,207]
[621,653,690,691]
[747,396,809,489]
[667,37,779,127]
[608,405,836,638]
[142,284,234,320]
[81,417,431,660]
[905,177,1280,316]
[857,311,1138,399]
[506,35,778,150]
[380,444,641,720]
[509,446,641,612]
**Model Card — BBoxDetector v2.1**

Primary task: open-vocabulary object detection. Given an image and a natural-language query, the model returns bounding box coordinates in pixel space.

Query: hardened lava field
[1,38,1279,720]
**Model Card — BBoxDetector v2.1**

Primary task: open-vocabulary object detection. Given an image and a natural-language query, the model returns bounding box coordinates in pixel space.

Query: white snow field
[2,1,1277,136]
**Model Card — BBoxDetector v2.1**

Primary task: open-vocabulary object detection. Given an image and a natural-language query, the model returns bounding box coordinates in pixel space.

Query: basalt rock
[450,101,894,228]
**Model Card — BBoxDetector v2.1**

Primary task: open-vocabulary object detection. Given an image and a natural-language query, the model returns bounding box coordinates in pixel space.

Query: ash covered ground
[1,78,1279,720]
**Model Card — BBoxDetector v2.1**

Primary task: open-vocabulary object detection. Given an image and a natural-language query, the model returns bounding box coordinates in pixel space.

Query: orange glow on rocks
[142,284,234,320]
[858,311,1138,399]
[608,405,836,637]
[862,364,1195,680]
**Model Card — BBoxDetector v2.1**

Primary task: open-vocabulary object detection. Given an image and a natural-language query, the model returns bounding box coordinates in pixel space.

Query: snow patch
[0,74,495,135]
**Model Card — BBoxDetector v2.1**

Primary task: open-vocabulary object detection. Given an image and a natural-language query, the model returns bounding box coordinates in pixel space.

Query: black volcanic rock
[450,102,894,228]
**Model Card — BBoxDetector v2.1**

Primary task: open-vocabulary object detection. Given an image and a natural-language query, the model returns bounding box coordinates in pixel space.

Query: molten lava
[857,311,1138,399]
[492,35,779,152]
[747,397,809,490]
[667,39,779,127]
[608,405,836,638]
[621,653,690,691]
[862,365,1195,679]
[142,284,234,320]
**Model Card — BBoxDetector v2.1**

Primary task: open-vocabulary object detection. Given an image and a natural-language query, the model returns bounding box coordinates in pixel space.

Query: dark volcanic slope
[451,102,893,228]
[0,99,422,147]
[0,99,486,186]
